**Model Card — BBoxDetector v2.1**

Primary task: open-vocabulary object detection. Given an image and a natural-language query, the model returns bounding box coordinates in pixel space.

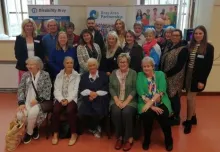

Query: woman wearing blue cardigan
[49,31,79,80]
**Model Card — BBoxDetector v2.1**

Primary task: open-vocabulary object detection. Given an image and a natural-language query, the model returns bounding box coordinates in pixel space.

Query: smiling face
[107,35,117,47]
[118,57,129,71]
[125,32,135,45]
[58,33,68,47]
[142,61,154,76]
[64,58,74,71]
[194,29,204,43]
[24,22,34,34]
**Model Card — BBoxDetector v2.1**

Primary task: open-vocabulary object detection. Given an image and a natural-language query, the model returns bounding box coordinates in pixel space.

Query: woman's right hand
[151,106,164,115]
[115,99,122,108]
[17,105,26,112]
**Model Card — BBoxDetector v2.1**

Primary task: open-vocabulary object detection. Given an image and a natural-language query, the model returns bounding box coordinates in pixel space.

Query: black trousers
[169,93,181,118]
[79,115,102,131]
[141,104,173,145]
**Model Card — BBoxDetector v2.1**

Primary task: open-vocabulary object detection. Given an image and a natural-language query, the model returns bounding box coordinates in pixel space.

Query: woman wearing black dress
[100,31,123,76]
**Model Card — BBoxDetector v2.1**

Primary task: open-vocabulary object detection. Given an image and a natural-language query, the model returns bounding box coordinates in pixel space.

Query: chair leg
[46,113,50,139]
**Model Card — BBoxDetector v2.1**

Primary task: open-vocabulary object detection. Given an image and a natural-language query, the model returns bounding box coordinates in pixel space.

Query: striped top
[188,44,200,68]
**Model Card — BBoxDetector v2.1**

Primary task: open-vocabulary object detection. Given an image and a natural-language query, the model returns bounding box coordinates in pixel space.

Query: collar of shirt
[64,71,73,79]
[50,32,58,39]
[31,71,40,82]
[89,71,99,80]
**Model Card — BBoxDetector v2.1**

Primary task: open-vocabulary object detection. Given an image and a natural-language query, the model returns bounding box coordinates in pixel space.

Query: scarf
[143,39,157,56]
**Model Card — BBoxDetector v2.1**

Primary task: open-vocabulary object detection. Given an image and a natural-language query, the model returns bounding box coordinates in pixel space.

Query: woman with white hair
[109,53,137,151]
[137,56,173,151]
[160,26,175,53]
[14,18,45,83]
[51,56,80,145]
[78,58,109,138]
[100,31,123,75]
[17,56,52,144]
[143,28,161,70]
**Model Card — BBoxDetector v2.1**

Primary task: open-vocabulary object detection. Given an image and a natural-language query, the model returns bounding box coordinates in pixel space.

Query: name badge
[197,55,204,58]
[34,40,40,43]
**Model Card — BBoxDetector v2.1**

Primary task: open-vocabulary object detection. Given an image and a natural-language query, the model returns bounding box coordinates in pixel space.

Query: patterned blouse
[116,69,129,101]
[62,73,71,99]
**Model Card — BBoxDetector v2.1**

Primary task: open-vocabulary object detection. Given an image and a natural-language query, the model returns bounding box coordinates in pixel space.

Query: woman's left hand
[120,101,128,109]
[198,82,204,89]
[30,99,38,107]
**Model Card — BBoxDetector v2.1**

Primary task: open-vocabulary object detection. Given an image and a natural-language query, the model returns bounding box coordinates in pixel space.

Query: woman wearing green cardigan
[136,56,173,151]
[109,53,137,151]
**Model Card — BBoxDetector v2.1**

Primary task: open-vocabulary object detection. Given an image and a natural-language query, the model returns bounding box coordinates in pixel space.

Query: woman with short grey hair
[109,53,137,151]
[17,56,52,144]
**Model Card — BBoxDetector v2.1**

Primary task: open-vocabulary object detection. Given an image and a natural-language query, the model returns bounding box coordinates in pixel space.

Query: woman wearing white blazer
[51,56,80,146]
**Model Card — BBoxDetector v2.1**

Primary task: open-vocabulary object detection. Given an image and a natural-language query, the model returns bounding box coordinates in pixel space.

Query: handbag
[5,112,26,151]
[31,80,53,113]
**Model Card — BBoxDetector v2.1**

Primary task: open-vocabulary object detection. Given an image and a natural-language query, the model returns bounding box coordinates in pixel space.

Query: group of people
[14,16,214,152]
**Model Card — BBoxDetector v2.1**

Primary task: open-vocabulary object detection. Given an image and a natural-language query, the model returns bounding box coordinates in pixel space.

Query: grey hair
[117,53,131,64]
[47,19,58,27]
[63,56,74,65]
[142,56,155,67]
[165,26,175,32]
[26,56,44,70]
[144,28,156,37]
[87,58,99,68]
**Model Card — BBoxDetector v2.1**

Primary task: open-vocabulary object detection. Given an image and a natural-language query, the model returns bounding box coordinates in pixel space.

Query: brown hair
[125,30,136,44]
[114,19,126,37]
[79,29,94,45]
[189,25,208,54]
[56,31,68,50]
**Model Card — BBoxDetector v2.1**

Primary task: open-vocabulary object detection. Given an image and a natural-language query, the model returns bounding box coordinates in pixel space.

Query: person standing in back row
[86,17,105,56]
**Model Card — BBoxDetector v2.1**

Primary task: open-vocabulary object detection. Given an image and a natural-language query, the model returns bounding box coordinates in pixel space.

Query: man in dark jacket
[85,17,105,55]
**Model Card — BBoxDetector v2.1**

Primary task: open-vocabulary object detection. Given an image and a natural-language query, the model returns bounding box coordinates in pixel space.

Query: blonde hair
[144,28,156,37]
[106,31,120,57]
[117,53,131,64]
[21,18,37,38]
[56,31,68,50]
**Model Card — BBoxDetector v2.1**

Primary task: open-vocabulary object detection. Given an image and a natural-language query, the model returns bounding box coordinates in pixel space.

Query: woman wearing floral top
[136,56,173,151]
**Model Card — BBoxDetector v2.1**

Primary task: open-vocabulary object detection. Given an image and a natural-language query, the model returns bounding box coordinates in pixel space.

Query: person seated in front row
[17,56,52,144]
[109,53,137,151]
[78,58,109,138]
[136,56,173,151]
[51,56,80,146]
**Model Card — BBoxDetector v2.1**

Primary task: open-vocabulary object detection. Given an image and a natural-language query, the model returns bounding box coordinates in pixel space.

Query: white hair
[26,56,44,70]
[142,56,155,67]
[87,58,99,68]
[63,56,74,65]
[144,28,156,37]
[165,26,175,32]
[47,19,58,27]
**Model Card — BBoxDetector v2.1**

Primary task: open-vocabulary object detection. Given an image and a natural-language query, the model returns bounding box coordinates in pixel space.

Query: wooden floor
[1,93,220,152]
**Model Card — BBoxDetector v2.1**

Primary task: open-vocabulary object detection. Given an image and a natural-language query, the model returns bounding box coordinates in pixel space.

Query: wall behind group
[0,0,220,91]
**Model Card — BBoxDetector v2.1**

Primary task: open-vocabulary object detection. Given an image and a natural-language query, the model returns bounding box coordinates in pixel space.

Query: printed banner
[28,5,70,35]
[87,7,126,38]
[135,5,178,31]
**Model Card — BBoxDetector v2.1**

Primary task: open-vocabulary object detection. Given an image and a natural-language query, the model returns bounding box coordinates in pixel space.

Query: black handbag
[31,80,53,113]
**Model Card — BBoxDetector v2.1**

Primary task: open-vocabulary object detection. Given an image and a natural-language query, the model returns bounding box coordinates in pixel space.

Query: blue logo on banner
[90,10,99,19]
[32,8,37,13]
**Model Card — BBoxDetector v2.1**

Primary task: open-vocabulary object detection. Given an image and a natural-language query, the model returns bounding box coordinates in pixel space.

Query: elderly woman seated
[51,56,80,145]
[17,56,52,144]
[109,53,137,151]
[136,57,173,151]
[78,58,109,138]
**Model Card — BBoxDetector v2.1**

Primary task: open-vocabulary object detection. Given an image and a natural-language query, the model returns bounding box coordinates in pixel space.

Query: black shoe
[32,127,39,140]
[166,144,173,151]
[169,116,180,126]
[165,137,173,151]
[23,133,32,144]
[142,142,149,150]
[184,120,192,134]
[182,115,197,126]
